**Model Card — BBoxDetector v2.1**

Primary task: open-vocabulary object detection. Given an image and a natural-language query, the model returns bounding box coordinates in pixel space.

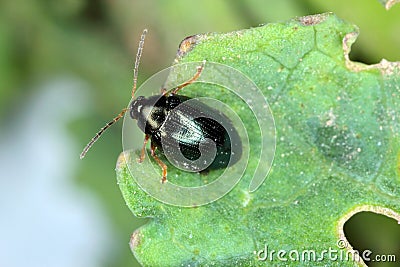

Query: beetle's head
[130,96,146,120]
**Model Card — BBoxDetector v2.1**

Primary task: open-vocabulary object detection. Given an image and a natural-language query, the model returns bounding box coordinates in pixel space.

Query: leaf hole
[343,211,400,266]
[348,46,381,65]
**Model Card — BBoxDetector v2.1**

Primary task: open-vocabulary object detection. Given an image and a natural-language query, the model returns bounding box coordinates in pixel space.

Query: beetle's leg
[171,60,206,94]
[138,134,150,163]
[150,142,168,183]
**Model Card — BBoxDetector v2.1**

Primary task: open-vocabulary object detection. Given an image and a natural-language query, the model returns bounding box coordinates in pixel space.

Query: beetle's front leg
[138,134,150,163]
[150,142,168,183]
[171,60,206,94]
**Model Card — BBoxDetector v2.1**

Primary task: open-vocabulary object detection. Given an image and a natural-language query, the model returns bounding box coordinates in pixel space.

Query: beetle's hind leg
[150,142,168,183]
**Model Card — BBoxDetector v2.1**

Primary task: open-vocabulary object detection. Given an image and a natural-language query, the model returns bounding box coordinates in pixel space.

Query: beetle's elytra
[80,29,242,183]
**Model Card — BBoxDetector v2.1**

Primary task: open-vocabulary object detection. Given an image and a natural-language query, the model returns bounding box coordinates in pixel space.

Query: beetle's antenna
[80,108,128,159]
[80,29,148,159]
[132,29,148,98]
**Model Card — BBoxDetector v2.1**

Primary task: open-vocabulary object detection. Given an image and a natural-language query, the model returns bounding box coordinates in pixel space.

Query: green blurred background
[0,1,399,267]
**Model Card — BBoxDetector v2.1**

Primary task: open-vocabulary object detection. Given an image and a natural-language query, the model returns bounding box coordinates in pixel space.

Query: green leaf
[117,13,400,266]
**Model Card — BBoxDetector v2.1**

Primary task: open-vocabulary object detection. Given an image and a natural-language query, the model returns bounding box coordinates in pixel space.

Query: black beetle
[80,29,242,183]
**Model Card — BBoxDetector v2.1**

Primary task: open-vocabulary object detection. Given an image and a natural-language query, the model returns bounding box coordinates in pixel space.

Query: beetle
[80,29,242,183]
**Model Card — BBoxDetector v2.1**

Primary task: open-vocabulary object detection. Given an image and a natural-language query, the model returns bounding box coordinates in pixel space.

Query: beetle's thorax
[130,95,168,134]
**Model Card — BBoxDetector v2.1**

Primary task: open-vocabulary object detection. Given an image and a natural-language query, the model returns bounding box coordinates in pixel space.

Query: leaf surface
[117,13,400,266]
